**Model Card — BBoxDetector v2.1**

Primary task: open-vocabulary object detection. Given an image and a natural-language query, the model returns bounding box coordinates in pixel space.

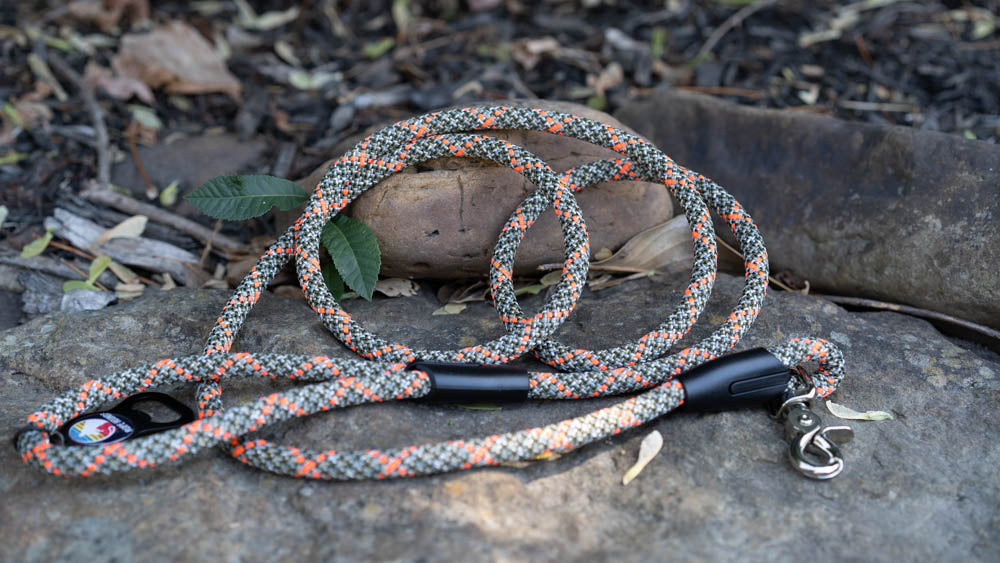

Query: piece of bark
[45,208,204,286]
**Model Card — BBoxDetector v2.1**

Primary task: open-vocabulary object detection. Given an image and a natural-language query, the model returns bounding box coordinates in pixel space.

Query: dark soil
[0,0,997,281]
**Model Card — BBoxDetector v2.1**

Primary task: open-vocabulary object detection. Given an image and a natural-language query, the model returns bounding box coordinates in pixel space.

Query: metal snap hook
[773,373,854,480]
[784,403,854,480]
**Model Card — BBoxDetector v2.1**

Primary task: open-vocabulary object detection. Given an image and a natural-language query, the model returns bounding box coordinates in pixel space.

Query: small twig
[676,86,766,99]
[854,34,873,67]
[200,219,223,264]
[80,188,245,256]
[716,236,795,292]
[959,39,1000,50]
[59,258,110,292]
[46,238,93,260]
[838,100,919,112]
[697,0,778,59]
[47,52,110,190]
[126,123,157,199]
[817,295,1000,343]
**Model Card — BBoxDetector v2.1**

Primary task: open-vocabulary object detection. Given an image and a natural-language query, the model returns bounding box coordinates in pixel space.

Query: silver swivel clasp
[772,373,854,480]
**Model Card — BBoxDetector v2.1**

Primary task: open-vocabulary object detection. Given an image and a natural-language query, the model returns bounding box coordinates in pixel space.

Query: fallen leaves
[112,21,241,100]
[590,215,691,273]
[233,0,300,31]
[84,62,154,103]
[374,278,420,297]
[622,430,663,485]
[67,0,150,33]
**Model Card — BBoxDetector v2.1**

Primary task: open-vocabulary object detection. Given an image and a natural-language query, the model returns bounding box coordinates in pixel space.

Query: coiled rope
[15,106,844,480]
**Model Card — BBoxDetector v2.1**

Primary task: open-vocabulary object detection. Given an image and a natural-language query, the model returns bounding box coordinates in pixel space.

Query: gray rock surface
[2,276,998,561]
[616,91,1000,328]
[110,132,268,218]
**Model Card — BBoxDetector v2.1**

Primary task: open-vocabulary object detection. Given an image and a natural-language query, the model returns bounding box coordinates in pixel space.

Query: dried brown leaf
[84,62,154,104]
[67,0,150,32]
[512,37,561,70]
[113,21,241,100]
[374,278,420,297]
[590,215,691,273]
[590,62,624,97]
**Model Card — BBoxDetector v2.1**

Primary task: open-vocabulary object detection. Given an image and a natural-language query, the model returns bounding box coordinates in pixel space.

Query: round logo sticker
[68,415,123,444]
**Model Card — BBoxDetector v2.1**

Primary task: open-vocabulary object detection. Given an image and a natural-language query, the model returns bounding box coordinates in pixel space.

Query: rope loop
[14,106,844,479]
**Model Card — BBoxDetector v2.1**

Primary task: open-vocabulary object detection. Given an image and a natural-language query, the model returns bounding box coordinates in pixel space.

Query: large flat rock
[1,275,998,561]
[615,91,1000,329]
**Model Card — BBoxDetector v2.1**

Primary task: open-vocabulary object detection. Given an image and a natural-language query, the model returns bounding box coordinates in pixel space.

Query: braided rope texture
[15,106,845,480]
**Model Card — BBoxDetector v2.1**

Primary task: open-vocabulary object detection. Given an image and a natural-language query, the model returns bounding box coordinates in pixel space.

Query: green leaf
[0,151,28,165]
[321,215,381,300]
[185,174,309,221]
[159,180,180,207]
[2,102,24,127]
[63,280,98,292]
[128,104,163,130]
[586,95,607,111]
[321,260,345,300]
[20,227,54,258]
[650,27,667,60]
[363,37,395,59]
[88,256,112,283]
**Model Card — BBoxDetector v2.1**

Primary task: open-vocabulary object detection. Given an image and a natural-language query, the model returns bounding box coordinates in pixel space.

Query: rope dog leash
[14,106,850,481]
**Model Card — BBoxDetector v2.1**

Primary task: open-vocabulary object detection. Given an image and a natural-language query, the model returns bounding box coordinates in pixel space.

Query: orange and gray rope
[15,106,844,479]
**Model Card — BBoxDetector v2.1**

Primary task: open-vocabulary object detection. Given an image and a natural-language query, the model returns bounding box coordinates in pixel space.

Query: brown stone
[615,90,1000,328]
[293,101,673,279]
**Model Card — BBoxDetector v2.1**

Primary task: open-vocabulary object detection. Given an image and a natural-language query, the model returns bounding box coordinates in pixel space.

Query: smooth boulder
[616,90,1000,328]
[294,100,673,278]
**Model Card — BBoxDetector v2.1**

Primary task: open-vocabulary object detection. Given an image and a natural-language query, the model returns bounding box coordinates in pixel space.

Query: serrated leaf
[321,260,345,300]
[826,401,894,421]
[88,255,112,283]
[186,174,309,221]
[20,226,54,258]
[63,280,98,292]
[622,430,663,485]
[321,215,381,300]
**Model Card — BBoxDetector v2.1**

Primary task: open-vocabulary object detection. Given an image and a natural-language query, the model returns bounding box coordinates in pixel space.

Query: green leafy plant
[64,256,111,292]
[187,174,381,300]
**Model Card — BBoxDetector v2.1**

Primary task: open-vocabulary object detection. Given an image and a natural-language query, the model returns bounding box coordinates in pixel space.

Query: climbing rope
[15,106,845,480]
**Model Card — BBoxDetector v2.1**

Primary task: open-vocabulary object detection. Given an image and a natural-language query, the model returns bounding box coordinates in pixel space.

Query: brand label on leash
[66,412,135,445]
[56,392,195,447]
